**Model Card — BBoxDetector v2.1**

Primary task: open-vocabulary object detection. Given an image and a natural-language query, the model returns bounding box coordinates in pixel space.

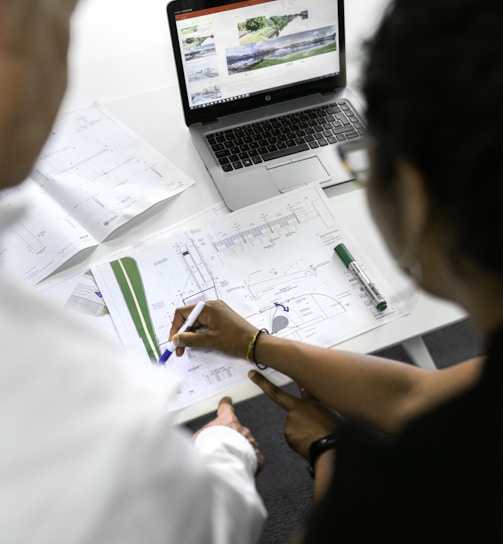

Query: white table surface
[50,0,466,422]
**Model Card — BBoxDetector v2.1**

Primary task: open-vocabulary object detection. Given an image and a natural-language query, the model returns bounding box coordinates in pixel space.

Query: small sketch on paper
[64,276,109,317]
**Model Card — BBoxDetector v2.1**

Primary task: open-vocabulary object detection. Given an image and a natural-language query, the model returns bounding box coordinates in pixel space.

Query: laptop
[167,0,366,210]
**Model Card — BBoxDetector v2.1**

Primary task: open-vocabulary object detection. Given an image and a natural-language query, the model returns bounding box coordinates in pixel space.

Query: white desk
[46,84,464,423]
[46,0,466,422]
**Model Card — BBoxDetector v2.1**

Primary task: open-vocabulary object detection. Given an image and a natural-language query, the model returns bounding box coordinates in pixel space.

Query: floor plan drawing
[92,184,406,412]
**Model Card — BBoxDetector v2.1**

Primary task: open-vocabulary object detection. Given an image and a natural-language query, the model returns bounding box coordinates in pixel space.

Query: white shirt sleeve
[195,425,258,476]
[193,426,267,543]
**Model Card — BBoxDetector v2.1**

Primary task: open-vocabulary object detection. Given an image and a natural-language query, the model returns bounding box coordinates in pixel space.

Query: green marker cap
[334,243,354,268]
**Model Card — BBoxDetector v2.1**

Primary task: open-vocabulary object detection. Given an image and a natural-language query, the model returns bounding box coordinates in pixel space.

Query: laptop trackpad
[267,157,329,192]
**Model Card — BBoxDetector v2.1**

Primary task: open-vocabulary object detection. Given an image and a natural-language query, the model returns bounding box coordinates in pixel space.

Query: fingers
[170,304,200,336]
[172,330,210,350]
[170,300,227,333]
[216,396,234,417]
[168,300,257,360]
[248,370,297,411]
[169,303,209,351]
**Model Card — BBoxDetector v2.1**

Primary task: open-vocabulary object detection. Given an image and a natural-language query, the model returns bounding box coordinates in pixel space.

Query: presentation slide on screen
[175,0,340,108]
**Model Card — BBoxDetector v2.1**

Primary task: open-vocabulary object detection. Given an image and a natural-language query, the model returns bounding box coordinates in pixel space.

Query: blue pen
[158,300,205,364]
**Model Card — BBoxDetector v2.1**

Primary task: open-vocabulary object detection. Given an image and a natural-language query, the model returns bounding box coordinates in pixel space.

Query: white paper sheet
[92,184,406,413]
[0,103,195,285]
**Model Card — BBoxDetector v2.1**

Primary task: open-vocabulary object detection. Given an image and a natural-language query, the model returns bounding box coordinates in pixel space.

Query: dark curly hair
[362,0,502,276]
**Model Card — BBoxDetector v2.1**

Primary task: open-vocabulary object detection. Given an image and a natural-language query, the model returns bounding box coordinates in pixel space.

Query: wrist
[308,432,338,478]
[245,328,269,369]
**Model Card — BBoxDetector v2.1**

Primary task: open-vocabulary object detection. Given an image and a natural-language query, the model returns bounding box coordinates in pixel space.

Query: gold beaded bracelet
[245,328,269,369]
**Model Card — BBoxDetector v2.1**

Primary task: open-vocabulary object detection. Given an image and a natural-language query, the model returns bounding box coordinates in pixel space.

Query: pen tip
[158,350,173,364]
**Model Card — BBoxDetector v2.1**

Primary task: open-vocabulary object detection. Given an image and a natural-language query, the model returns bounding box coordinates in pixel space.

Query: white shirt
[0,208,266,543]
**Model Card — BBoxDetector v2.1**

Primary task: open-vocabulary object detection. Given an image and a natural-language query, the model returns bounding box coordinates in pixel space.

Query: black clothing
[303,329,502,542]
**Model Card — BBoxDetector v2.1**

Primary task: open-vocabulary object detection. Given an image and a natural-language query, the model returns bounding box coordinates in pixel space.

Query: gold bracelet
[246,329,261,362]
[245,328,269,368]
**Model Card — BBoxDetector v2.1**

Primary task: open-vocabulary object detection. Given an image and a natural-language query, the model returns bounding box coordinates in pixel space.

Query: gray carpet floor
[185,319,482,544]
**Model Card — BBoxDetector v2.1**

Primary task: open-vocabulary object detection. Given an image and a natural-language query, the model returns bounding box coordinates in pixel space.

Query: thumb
[172,330,210,349]
[217,396,235,417]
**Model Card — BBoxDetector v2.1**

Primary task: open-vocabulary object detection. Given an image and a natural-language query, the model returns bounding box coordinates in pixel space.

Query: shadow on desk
[184,319,481,544]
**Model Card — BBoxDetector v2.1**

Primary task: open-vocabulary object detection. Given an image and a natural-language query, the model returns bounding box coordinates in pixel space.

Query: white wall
[64,0,174,110]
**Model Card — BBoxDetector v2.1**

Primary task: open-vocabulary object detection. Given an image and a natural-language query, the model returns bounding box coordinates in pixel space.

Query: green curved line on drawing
[110,257,160,361]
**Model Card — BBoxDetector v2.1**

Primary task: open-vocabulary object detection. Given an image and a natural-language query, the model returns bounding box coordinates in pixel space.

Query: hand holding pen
[158,300,206,363]
[167,301,265,473]
[168,300,258,361]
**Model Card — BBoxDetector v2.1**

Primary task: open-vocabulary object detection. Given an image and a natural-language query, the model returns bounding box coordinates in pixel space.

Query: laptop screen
[168,0,346,124]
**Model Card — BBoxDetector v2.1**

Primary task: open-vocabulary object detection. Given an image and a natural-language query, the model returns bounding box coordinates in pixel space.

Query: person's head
[0,0,78,190]
[362,0,502,312]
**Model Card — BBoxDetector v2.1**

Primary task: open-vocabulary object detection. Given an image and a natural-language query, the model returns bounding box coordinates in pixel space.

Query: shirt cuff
[194,425,257,475]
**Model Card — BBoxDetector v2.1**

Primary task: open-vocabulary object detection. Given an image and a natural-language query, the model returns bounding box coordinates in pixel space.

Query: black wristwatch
[308,432,338,478]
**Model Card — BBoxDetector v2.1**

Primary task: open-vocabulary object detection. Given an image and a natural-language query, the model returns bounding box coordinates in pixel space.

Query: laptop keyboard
[206,99,365,172]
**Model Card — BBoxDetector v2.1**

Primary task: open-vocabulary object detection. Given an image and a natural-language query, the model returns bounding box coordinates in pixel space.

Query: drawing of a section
[110,257,160,361]
[248,292,347,341]
[207,193,332,257]
[247,261,318,299]
[10,223,44,253]
[210,213,302,254]
[178,244,217,304]
[148,241,218,311]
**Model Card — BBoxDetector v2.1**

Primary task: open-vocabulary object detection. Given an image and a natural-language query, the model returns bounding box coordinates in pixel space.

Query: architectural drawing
[92,184,405,412]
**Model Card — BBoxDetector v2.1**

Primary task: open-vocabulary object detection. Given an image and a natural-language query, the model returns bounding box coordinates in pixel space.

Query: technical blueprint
[0,103,194,285]
[92,184,405,412]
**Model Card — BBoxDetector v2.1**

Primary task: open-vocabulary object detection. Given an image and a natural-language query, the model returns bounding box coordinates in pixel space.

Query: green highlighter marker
[334,243,388,311]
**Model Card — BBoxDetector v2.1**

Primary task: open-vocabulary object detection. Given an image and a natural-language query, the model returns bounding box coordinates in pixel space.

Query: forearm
[254,333,427,434]
[171,301,481,434]
[313,449,335,503]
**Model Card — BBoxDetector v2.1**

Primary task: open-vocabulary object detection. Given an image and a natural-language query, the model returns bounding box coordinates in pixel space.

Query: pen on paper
[334,243,387,311]
[158,300,205,364]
